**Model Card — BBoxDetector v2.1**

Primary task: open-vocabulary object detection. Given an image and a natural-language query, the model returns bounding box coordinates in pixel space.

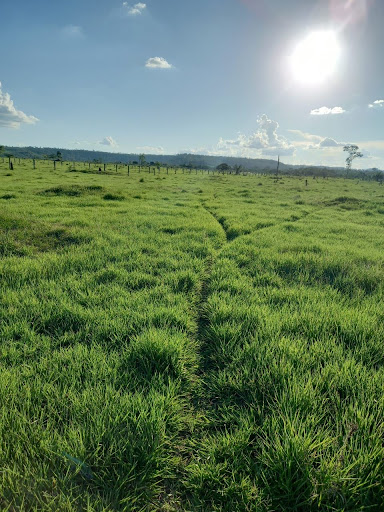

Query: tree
[373,170,384,184]
[216,163,230,173]
[0,145,4,157]
[139,154,146,167]
[233,164,243,175]
[343,145,363,172]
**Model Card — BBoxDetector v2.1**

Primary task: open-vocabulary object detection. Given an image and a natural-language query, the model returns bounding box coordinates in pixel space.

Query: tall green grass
[1,160,384,510]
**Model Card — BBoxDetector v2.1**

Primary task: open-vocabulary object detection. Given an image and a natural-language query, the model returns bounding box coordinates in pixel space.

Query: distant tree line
[0,146,287,171]
[1,145,382,180]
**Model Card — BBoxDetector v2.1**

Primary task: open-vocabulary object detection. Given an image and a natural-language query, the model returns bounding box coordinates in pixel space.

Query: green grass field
[1,159,384,511]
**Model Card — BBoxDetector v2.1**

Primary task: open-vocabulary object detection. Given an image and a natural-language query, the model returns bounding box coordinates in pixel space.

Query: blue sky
[1,0,383,168]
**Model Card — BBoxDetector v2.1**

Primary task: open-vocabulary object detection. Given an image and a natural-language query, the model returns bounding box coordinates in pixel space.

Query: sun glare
[290,30,341,86]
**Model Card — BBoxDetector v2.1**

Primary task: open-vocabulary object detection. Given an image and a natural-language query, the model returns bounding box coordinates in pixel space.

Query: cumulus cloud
[368,100,384,109]
[122,2,146,16]
[287,130,345,151]
[218,115,295,157]
[136,145,164,154]
[287,129,323,145]
[100,136,118,147]
[61,25,84,38]
[0,82,39,129]
[319,137,343,148]
[310,106,346,115]
[145,57,173,69]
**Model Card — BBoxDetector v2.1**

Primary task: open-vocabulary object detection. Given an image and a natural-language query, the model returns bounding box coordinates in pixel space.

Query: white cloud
[310,106,346,116]
[100,136,118,147]
[145,57,173,69]
[217,115,295,157]
[61,25,84,38]
[0,82,39,129]
[287,129,323,144]
[287,130,345,151]
[319,137,343,148]
[136,146,165,154]
[122,2,146,16]
[368,100,384,109]
[69,140,97,148]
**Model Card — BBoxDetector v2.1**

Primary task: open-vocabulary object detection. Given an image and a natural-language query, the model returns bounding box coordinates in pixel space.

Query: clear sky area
[1,0,383,168]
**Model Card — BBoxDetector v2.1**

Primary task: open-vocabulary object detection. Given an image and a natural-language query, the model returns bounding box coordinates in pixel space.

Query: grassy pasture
[1,159,384,511]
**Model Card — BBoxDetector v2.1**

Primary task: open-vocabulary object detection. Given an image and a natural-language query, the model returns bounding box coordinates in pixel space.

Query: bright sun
[290,30,341,85]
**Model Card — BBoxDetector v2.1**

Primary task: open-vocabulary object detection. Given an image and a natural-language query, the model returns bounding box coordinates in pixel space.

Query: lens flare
[329,0,368,27]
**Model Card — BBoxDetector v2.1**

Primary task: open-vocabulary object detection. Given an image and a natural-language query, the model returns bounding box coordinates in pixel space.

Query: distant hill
[2,146,287,171]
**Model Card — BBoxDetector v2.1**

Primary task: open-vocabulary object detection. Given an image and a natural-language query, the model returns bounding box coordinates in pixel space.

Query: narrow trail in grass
[195,204,228,371]
[201,202,230,243]
[156,204,229,508]
[182,202,234,427]
[176,201,264,506]
[176,204,228,428]
[201,200,332,248]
